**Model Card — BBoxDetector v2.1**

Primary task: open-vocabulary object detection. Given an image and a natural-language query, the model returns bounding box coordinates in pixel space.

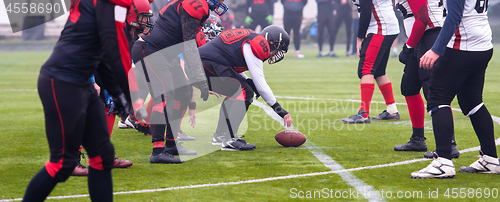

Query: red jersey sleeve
[248,35,270,61]
[196,31,207,47]
[181,0,209,20]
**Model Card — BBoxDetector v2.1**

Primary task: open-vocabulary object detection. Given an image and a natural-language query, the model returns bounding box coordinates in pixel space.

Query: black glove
[246,78,261,99]
[112,93,131,118]
[399,43,414,65]
[197,81,209,101]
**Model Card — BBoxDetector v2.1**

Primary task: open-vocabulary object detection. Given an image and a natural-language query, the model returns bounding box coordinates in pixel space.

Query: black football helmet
[260,25,290,64]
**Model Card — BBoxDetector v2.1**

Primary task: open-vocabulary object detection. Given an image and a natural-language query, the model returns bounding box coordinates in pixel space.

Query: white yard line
[3,97,500,201]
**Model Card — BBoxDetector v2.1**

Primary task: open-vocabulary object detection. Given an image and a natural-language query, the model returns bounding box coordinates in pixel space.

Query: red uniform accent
[248,35,270,61]
[153,141,164,148]
[128,68,139,92]
[371,4,383,35]
[360,83,375,118]
[45,160,63,178]
[88,155,104,170]
[453,28,461,50]
[69,0,81,24]
[361,34,384,76]
[174,100,181,110]
[181,0,209,20]
[405,94,425,128]
[196,31,207,47]
[152,101,166,113]
[405,0,429,48]
[115,20,132,78]
[379,82,395,105]
[105,108,116,138]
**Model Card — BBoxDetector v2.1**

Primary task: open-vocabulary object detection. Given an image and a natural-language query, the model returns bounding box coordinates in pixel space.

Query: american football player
[22,0,133,200]
[412,0,497,179]
[341,0,400,124]
[131,0,228,164]
[199,25,293,151]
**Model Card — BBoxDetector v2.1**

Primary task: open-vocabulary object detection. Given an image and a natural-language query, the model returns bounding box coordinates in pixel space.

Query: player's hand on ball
[420,49,439,70]
[283,113,292,127]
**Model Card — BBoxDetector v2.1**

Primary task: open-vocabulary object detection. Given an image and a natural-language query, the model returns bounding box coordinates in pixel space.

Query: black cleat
[221,138,256,151]
[394,137,427,151]
[150,152,184,164]
[341,110,370,124]
[177,130,196,141]
[372,110,400,120]
[424,140,460,159]
[164,142,197,155]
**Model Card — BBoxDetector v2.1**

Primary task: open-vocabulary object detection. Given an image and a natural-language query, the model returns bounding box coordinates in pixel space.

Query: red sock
[360,83,375,118]
[153,141,164,148]
[379,82,395,105]
[405,94,425,128]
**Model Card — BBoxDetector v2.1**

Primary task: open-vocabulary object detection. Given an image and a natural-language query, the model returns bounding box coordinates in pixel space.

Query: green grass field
[1,47,500,201]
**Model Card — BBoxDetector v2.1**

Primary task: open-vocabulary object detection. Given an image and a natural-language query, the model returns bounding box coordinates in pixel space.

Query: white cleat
[411,157,455,179]
[460,154,500,174]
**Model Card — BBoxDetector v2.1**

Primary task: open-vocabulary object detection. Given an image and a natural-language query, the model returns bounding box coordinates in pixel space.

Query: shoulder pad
[248,35,270,61]
[196,31,207,47]
[181,0,209,20]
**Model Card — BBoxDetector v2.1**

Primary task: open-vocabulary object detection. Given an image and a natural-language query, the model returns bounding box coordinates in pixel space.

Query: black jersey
[40,0,131,95]
[199,28,270,73]
[141,0,210,50]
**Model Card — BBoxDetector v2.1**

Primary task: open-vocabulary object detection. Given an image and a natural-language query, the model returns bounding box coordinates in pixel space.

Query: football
[275,129,306,147]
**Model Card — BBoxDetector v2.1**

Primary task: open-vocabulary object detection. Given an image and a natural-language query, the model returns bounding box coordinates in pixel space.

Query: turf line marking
[253,101,385,202]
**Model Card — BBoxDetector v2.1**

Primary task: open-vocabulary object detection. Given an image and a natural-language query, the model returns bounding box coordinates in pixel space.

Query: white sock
[387,103,398,114]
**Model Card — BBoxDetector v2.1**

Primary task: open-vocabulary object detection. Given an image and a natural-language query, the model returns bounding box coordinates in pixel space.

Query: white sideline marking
[3,97,500,201]
[253,101,385,202]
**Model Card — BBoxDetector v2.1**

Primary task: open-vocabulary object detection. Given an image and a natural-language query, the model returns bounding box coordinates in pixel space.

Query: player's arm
[405,0,429,48]
[357,0,371,39]
[243,43,291,127]
[430,0,465,56]
[95,0,132,117]
[420,0,464,69]
[179,2,210,101]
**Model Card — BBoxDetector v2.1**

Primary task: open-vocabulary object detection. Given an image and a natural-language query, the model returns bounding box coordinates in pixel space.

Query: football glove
[196,81,210,101]
[103,90,114,115]
[399,43,414,65]
[246,78,260,99]
[112,93,131,118]
[245,16,253,25]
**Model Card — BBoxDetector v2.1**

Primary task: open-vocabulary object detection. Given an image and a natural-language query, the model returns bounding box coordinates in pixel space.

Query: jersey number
[220,29,251,44]
[259,39,269,54]
[475,0,488,13]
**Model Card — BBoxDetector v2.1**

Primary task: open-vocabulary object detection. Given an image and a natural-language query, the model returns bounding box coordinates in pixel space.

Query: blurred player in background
[328,0,353,58]
[22,0,133,200]
[245,0,275,31]
[200,25,293,150]
[131,0,227,164]
[281,0,307,58]
[341,0,400,124]
[393,0,460,159]
[315,0,336,58]
[412,0,497,179]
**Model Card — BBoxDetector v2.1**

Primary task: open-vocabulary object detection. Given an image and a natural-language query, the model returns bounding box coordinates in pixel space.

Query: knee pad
[88,142,115,171]
[463,102,484,117]
[428,105,450,116]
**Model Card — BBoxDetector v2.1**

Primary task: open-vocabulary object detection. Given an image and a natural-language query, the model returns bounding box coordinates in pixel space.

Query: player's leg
[372,35,399,120]
[81,85,115,201]
[24,74,87,201]
[175,86,196,141]
[326,15,337,57]
[292,16,304,58]
[344,9,352,56]
[316,16,326,57]
[455,49,500,174]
